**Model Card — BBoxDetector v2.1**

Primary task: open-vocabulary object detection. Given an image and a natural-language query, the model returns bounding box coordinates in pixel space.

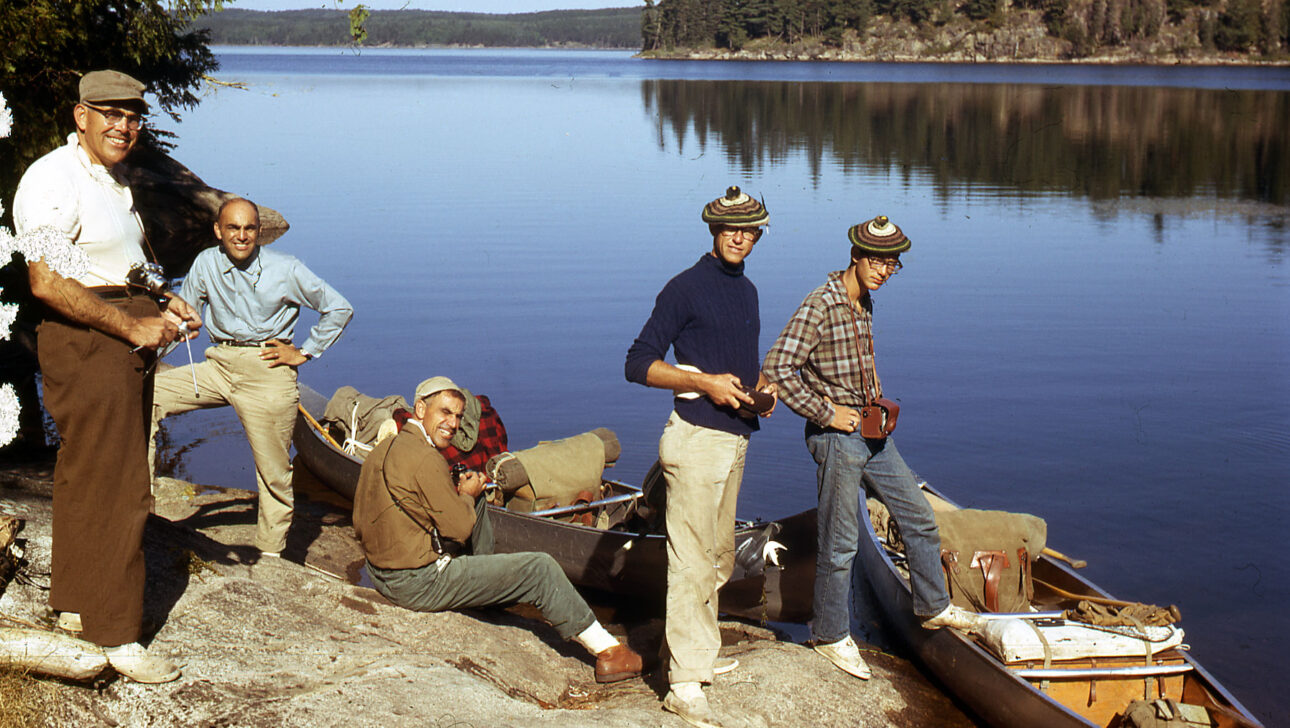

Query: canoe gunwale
[856,480,1265,728]
[291,383,815,622]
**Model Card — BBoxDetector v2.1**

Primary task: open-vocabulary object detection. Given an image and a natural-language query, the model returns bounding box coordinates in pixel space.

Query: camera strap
[848,294,882,405]
[378,433,453,559]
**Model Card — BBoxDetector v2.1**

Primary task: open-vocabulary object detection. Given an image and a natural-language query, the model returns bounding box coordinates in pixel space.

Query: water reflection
[643,80,1290,207]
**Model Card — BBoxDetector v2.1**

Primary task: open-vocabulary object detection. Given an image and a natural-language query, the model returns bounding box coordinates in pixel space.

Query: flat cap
[414,376,463,402]
[79,70,148,110]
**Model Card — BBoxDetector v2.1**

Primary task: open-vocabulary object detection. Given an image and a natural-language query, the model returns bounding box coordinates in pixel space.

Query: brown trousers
[37,294,158,647]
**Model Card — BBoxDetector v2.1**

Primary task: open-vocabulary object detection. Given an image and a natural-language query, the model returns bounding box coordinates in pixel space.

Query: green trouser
[366,498,595,640]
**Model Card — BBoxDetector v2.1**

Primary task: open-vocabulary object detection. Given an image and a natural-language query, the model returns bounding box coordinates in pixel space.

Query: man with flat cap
[625,186,777,728]
[762,215,983,683]
[13,69,201,682]
[352,376,643,684]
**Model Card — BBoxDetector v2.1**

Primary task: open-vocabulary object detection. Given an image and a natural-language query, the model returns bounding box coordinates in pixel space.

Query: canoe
[857,481,1265,728]
[292,384,816,623]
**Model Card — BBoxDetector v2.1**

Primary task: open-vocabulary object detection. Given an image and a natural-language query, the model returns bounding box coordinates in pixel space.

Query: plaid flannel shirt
[393,394,509,472]
[762,271,882,427]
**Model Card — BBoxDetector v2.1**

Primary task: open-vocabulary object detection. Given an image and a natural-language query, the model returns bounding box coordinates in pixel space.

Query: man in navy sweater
[625,186,777,728]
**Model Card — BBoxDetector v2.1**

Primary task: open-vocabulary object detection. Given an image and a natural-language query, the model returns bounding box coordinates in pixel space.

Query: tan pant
[658,411,748,685]
[151,345,298,552]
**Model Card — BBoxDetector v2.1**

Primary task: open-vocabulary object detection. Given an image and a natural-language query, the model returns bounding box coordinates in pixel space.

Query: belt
[212,338,290,348]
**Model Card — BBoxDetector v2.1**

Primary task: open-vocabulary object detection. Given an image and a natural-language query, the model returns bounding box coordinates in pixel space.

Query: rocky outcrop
[0,461,974,728]
[122,148,290,279]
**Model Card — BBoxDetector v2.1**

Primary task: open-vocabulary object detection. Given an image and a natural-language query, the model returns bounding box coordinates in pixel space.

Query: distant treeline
[195,7,642,48]
[640,0,1290,57]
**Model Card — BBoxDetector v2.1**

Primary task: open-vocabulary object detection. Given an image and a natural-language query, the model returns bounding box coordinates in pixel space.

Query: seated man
[390,387,508,472]
[352,377,642,683]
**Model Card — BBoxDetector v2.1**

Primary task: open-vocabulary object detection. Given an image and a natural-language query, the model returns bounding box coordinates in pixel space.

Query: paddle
[1041,546,1087,569]
[297,403,344,452]
[1032,577,1153,609]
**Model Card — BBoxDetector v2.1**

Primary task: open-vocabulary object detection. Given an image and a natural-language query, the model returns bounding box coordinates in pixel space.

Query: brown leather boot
[595,643,643,683]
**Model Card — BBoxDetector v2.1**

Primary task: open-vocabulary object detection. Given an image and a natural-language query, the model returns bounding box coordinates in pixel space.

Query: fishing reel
[125,262,171,299]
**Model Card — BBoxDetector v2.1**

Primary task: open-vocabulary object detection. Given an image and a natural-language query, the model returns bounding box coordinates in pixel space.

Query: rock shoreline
[0,458,976,727]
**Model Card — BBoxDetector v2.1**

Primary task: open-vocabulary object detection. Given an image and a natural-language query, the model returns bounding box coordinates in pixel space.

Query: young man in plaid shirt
[762,215,982,681]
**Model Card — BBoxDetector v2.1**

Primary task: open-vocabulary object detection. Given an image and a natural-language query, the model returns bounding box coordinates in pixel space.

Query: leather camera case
[859,398,900,439]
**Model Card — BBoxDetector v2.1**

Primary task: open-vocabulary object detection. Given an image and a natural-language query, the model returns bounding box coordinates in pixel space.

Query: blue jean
[805,426,949,643]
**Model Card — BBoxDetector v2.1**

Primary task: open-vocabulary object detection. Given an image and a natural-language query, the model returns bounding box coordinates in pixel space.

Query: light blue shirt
[180,245,353,359]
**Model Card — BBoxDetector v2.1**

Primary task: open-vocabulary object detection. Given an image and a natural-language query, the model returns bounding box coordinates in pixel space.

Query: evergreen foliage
[642,0,1286,57]
[0,0,220,225]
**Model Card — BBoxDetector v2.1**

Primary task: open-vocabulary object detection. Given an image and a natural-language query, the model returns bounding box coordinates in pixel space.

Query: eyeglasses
[83,103,146,131]
[719,228,764,241]
[865,257,903,274]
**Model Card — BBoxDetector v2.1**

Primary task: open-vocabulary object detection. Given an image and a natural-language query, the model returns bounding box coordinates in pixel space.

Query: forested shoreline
[643,0,1288,62]
[194,1,1283,63]
[195,8,641,48]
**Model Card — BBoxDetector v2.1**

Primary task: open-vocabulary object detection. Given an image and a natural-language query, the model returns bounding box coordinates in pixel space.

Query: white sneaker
[56,612,83,632]
[104,642,181,684]
[713,656,739,676]
[922,604,985,632]
[813,635,871,680]
[663,682,723,728]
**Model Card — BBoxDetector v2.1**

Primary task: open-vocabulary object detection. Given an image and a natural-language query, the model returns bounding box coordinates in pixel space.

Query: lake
[156,47,1289,724]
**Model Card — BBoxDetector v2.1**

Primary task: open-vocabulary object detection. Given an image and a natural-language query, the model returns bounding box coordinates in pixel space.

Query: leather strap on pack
[940,550,959,601]
[970,550,1010,613]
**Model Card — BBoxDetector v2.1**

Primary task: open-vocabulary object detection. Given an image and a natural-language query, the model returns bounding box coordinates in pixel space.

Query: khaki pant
[151,345,298,553]
[658,411,748,685]
[37,295,158,647]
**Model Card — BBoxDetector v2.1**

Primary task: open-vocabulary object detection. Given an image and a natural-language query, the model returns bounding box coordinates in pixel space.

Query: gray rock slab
[0,460,976,727]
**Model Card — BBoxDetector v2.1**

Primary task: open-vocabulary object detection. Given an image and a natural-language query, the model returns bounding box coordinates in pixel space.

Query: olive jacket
[352,423,477,570]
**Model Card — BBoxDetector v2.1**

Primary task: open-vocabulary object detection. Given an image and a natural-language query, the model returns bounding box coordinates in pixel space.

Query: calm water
[157,47,1289,724]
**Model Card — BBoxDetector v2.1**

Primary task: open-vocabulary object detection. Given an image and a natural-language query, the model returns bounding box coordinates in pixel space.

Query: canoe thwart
[1011,663,1193,680]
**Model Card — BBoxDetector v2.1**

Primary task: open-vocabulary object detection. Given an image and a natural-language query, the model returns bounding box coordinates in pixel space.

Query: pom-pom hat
[848,215,910,255]
[702,186,769,228]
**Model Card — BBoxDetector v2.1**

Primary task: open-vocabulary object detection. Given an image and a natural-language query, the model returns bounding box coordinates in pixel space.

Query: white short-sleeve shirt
[13,134,147,287]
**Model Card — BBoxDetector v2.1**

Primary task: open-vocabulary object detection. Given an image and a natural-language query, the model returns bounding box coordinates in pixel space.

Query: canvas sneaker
[56,611,83,633]
[104,642,181,684]
[663,682,724,728]
[922,604,985,632]
[813,635,871,680]
[713,656,739,676]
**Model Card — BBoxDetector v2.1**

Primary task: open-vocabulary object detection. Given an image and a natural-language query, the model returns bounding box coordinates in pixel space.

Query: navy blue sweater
[625,253,761,436]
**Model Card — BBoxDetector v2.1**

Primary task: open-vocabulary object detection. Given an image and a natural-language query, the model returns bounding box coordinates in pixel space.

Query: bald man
[151,198,353,558]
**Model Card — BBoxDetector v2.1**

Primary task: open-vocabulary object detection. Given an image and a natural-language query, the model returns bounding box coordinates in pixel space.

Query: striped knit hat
[702,186,769,228]
[848,215,910,255]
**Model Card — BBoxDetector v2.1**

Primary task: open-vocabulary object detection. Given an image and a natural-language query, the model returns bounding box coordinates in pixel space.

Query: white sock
[573,621,618,655]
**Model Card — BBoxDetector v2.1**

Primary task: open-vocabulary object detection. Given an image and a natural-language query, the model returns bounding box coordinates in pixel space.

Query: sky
[228,0,632,11]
